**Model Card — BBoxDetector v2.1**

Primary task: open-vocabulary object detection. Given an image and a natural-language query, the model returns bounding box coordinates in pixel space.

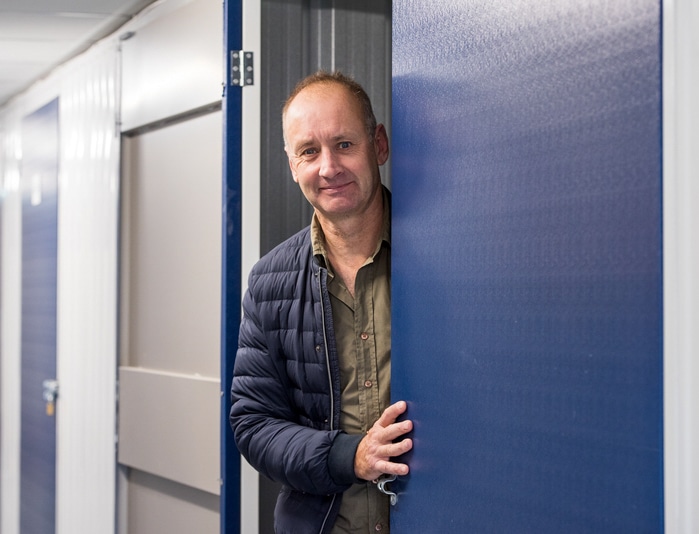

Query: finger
[376,400,408,426]
[380,436,413,458]
[381,419,413,442]
[365,419,411,450]
[375,457,411,476]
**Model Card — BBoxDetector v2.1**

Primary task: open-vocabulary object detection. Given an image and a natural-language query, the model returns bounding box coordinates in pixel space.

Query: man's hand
[354,400,413,481]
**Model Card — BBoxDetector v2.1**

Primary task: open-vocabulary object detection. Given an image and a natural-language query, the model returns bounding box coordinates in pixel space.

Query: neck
[317,191,384,263]
[316,190,385,296]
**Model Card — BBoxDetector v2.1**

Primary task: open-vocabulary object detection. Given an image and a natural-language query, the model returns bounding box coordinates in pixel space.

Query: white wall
[120,0,222,130]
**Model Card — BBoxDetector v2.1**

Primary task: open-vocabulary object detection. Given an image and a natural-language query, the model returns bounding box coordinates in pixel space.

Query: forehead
[290,81,359,110]
[284,83,364,135]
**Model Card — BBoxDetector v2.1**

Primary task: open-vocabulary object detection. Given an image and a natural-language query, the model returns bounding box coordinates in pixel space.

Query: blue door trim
[221,0,242,533]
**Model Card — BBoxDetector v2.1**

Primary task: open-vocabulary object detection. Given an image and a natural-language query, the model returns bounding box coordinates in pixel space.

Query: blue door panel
[21,98,59,533]
[392,2,662,532]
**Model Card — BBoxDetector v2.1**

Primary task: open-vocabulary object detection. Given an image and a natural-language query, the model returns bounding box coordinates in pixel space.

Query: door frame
[662,0,699,531]
[221,0,244,532]
[238,0,262,531]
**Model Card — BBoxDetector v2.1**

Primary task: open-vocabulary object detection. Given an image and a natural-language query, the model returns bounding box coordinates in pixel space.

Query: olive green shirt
[311,190,392,533]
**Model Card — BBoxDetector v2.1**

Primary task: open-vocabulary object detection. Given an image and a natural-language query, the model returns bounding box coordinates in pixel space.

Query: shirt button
[375,523,383,531]
[364,380,373,388]
[360,332,369,340]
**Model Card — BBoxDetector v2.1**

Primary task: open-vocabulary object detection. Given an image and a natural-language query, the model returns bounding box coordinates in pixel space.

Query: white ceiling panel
[0,13,112,40]
[0,0,157,107]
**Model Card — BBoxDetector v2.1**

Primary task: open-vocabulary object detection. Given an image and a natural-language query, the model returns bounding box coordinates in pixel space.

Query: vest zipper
[319,493,337,534]
[318,268,334,431]
[317,268,336,534]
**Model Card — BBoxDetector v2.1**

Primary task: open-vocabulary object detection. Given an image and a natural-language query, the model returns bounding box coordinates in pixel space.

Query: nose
[318,148,341,179]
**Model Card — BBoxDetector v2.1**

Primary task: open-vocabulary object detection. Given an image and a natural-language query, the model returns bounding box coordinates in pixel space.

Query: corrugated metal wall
[56,43,120,534]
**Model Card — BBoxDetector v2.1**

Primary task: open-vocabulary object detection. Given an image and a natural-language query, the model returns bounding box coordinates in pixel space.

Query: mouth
[320,181,352,194]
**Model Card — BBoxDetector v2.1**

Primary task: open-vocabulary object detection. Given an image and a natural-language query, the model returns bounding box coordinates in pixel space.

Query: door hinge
[231,50,254,87]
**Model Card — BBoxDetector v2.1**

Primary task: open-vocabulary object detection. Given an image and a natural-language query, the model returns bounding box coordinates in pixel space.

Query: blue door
[21,98,59,533]
[391,2,663,532]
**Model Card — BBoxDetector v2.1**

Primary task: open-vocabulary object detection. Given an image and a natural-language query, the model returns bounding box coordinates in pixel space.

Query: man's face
[284,83,388,223]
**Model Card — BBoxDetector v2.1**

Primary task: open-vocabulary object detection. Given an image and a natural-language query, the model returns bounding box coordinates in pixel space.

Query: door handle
[376,474,398,506]
[42,379,58,416]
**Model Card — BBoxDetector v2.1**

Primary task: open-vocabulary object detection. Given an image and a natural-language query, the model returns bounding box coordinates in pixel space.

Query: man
[230,71,412,533]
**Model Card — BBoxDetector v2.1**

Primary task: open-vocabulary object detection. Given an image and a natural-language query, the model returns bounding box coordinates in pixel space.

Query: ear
[373,124,390,166]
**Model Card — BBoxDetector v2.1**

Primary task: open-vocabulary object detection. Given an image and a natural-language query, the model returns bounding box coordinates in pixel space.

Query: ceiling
[0,0,158,108]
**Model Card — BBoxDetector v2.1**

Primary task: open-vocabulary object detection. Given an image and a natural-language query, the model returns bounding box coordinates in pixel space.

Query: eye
[300,147,318,156]
[338,141,351,149]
